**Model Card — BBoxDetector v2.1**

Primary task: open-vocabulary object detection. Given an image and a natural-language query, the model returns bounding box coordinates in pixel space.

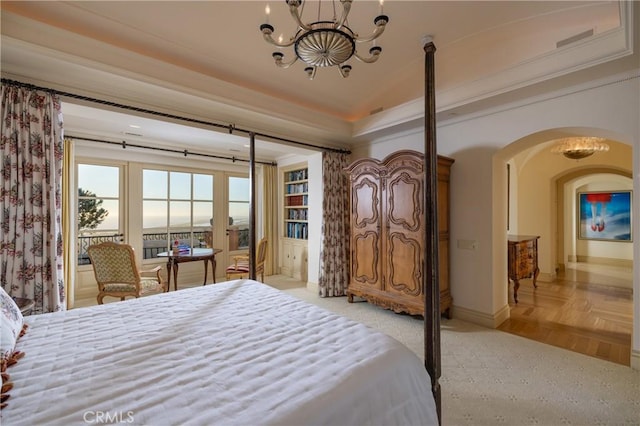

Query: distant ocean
[80,216,249,234]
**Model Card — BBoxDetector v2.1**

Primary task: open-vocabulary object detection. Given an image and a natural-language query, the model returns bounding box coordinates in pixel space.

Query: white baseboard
[451,304,510,329]
[631,350,640,371]
[574,256,633,268]
[306,281,318,294]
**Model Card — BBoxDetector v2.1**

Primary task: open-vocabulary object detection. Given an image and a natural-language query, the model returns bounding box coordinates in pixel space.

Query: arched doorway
[492,128,636,366]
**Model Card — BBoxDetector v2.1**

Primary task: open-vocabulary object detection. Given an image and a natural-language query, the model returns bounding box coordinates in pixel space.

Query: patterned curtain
[318,151,350,297]
[0,82,65,313]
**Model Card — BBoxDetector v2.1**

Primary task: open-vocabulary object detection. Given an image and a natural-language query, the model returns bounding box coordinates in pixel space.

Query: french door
[225,174,250,267]
[75,162,125,299]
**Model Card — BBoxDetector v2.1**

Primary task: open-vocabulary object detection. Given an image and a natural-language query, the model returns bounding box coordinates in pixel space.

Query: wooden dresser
[507,235,540,303]
[344,150,454,317]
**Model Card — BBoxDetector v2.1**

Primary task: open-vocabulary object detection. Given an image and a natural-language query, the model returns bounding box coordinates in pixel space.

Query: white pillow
[0,286,24,362]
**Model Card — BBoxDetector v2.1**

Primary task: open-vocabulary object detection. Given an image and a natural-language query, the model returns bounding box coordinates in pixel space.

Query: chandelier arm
[353,46,382,64]
[288,2,312,32]
[273,53,298,69]
[261,29,296,48]
[335,0,353,30]
[354,15,389,43]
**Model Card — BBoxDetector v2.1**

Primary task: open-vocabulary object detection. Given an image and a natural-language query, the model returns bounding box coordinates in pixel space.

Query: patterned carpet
[281,286,640,426]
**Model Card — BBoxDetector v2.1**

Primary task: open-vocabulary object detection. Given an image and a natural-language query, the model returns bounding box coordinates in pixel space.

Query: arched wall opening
[492,126,636,366]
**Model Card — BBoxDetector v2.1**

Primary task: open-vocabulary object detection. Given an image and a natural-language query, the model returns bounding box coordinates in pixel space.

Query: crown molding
[353,1,635,138]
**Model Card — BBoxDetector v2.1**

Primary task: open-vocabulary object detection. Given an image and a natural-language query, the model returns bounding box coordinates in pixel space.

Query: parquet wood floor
[498,263,633,366]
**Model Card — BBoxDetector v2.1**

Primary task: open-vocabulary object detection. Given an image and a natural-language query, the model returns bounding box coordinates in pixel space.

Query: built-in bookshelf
[284,167,308,240]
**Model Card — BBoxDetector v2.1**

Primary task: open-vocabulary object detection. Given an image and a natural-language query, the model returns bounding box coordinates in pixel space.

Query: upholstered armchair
[87,242,166,304]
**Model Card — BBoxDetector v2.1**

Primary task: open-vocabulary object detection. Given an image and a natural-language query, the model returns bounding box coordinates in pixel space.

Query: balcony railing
[78,228,250,266]
[77,234,123,265]
[78,231,210,265]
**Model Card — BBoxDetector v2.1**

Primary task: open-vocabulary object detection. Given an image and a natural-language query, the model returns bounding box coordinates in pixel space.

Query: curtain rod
[1,78,351,155]
[67,134,277,166]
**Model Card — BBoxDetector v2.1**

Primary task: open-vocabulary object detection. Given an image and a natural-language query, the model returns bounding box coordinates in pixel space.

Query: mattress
[1,279,437,425]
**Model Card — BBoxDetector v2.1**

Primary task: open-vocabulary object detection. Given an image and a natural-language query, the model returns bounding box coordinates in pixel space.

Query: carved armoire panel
[353,177,380,228]
[387,171,422,232]
[352,231,381,288]
[386,232,422,297]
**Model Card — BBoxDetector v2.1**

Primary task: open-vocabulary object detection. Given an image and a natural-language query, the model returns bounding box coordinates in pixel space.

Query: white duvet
[1,279,437,426]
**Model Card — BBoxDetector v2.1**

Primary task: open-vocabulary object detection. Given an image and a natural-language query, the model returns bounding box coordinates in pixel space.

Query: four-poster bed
[0,40,443,424]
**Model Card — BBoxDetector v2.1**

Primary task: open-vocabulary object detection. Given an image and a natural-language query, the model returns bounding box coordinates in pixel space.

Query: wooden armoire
[344,150,454,317]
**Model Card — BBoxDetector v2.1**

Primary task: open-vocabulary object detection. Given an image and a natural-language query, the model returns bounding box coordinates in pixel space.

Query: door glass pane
[143,170,167,198]
[194,201,212,248]
[77,196,119,233]
[77,164,121,265]
[143,200,167,229]
[170,172,191,200]
[228,176,249,250]
[169,201,191,227]
[193,174,213,200]
[228,202,249,228]
[193,201,213,227]
[142,200,168,258]
[78,164,119,197]
[229,177,250,202]
[91,200,119,231]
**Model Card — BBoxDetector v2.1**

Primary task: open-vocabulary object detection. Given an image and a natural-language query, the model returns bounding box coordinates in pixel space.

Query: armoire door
[350,169,383,291]
[384,158,424,300]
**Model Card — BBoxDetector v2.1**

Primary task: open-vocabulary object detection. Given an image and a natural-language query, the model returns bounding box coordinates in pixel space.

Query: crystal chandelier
[550,136,609,160]
[259,0,389,80]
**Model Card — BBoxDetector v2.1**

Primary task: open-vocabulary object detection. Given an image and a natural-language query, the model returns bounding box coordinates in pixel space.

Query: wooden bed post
[249,132,257,280]
[422,35,442,424]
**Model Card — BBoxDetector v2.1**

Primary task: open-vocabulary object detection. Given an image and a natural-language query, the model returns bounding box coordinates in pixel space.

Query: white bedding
[1,279,437,426]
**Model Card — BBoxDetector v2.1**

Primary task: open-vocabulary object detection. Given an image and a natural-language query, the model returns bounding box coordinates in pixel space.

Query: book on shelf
[286,222,308,239]
[288,209,308,220]
[286,194,307,207]
[287,169,308,182]
[286,182,308,194]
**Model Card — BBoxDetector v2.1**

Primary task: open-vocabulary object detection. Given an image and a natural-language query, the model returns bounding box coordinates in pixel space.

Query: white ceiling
[0,1,627,162]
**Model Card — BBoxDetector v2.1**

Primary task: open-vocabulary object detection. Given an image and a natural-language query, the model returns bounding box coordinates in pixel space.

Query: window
[142,169,213,259]
[77,164,122,264]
